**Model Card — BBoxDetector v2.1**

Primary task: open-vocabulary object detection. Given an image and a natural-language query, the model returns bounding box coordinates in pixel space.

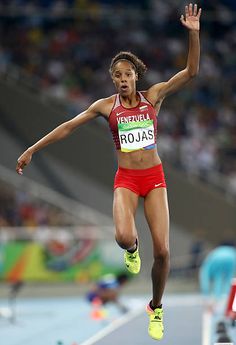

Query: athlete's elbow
[190,69,199,78]
[187,66,199,78]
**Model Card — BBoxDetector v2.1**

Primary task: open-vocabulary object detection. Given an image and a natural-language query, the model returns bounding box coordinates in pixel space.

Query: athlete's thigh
[144,188,169,251]
[113,187,139,234]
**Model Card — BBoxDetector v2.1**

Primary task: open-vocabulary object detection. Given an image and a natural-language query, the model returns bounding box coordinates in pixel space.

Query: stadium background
[0,0,235,344]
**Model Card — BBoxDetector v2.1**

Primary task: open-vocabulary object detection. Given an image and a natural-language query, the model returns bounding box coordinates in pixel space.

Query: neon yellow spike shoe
[146,304,164,340]
[124,248,141,274]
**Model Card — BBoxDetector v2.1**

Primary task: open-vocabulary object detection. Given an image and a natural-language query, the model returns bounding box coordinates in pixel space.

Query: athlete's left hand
[180,3,201,31]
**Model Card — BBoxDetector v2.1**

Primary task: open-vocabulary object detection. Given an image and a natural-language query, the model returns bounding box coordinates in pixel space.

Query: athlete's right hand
[16,149,33,175]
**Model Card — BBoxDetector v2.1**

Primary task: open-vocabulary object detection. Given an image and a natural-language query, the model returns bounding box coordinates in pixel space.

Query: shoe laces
[127,251,138,260]
[153,308,163,321]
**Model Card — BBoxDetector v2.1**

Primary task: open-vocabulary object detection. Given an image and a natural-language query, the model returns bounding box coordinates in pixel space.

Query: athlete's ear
[135,73,138,81]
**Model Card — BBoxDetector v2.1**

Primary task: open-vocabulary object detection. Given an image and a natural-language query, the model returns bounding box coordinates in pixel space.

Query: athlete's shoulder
[102,94,117,105]
[91,95,116,118]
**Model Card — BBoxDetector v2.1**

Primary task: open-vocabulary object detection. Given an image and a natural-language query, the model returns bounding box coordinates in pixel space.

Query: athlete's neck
[120,92,140,108]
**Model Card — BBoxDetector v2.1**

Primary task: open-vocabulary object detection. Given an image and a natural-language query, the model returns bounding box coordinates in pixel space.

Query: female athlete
[16,4,201,340]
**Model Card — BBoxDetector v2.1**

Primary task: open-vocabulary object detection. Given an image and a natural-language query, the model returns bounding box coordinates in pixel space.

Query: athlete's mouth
[121,85,128,91]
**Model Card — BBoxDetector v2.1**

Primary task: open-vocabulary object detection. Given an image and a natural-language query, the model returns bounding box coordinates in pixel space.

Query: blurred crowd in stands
[0,182,73,227]
[0,0,236,194]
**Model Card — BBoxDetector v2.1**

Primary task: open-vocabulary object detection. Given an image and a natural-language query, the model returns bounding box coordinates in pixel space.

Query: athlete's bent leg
[113,188,141,274]
[113,187,139,250]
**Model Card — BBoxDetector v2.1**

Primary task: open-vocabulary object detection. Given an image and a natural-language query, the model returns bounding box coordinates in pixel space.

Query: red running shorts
[114,163,166,197]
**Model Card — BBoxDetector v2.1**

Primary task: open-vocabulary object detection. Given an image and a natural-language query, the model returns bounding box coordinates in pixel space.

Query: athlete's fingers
[180,14,186,25]
[197,8,202,19]
[16,160,23,168]
[17,168,23,175]
[189,3,193,17]
[185,5,189,17]
[193,3,197,16]
[16,162,23,174]
[16,159,25,173]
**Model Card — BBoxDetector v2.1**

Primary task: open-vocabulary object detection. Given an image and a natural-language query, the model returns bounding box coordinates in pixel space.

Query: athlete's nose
[121,74,127,83]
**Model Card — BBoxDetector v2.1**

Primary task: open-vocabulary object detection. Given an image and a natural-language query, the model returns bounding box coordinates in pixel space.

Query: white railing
[0,225,115,241]
[0,164,113,227]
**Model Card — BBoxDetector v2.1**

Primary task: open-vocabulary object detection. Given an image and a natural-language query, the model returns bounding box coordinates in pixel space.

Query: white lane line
[79,306,144,345]
[232,292,236,312]
[202,308,212,345]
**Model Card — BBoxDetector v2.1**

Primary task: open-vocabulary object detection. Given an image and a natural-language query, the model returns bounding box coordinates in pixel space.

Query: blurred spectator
[86,272,129,313]
[199,245,236,299]
[0,181,74,227]
[216,333,233,343]
[188,230,205,271]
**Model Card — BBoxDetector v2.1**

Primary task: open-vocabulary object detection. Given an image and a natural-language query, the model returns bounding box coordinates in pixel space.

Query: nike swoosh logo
[116,111,126,116]
[155,183,163,187]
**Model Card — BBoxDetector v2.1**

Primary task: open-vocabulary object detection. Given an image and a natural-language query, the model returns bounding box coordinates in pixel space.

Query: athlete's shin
[151,249,170,308]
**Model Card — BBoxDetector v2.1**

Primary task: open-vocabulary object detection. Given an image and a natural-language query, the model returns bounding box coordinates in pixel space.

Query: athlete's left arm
[147,4,201,105]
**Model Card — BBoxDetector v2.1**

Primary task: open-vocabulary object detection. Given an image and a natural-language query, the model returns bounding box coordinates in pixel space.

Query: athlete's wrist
[189,28,200,34]
[27,147,34,155]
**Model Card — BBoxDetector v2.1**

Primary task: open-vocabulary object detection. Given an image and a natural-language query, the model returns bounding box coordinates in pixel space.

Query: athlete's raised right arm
[16,99,106,175]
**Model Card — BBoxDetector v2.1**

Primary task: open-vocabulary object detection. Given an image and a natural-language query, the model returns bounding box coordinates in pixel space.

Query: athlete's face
[112,61,138,96]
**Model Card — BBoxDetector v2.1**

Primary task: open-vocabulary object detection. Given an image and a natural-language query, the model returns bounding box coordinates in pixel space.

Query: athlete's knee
[115,232,136,250]
[153,247,170,264]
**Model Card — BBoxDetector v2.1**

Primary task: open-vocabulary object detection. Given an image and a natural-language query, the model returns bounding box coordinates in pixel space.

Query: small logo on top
[139,105,148,111]
[116,111,126,116]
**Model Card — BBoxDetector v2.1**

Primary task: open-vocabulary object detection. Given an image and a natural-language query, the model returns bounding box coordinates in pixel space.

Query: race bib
[118,120,155,152]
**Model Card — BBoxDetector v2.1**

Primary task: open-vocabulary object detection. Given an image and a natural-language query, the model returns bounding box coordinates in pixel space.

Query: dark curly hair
[109,51,147,79]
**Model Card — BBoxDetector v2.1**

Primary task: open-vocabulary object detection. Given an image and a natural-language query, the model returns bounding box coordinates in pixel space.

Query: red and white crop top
[108,91,158,152]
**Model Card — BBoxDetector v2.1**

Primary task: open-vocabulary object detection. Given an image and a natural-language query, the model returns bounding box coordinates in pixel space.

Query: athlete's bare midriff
[117,148,162,169]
